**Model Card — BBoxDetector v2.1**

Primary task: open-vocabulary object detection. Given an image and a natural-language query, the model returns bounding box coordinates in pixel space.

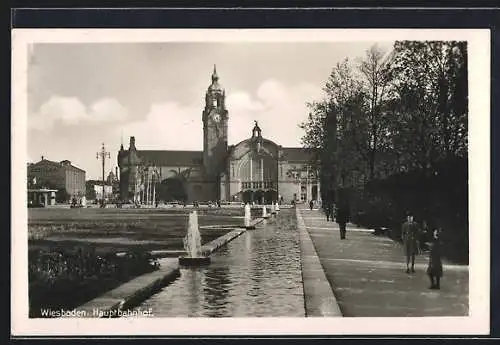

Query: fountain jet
[243,203,255,229]
[262,205,269,219]
[179,210,210,266]
[184,211,201,257]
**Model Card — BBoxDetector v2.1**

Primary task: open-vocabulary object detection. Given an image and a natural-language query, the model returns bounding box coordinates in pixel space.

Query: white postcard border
[11,28,491,336]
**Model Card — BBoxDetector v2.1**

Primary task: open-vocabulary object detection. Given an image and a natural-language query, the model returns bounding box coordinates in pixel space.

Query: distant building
[93,184,113,201]
[118,66,320,204]
[27,157,86,200]
[107,167,119,185]
[27,188,58,207]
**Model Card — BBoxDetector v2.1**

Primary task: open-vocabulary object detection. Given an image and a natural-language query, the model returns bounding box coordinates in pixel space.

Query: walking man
[335,204,349,240]
[402,211,419,273]
[325,202,332,221]
[309,199,314,210]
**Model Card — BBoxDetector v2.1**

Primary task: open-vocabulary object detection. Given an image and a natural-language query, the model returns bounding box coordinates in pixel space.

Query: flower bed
[29,246,160,318]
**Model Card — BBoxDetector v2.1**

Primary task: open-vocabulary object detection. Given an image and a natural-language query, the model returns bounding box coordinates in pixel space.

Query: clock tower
[202,65,228,179]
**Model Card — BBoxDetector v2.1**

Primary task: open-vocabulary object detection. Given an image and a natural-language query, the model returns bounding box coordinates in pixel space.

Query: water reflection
[203,265,231,317]
[136,209,304,317]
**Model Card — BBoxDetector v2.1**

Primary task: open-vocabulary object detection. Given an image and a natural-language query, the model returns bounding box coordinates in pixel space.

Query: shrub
[348,157,468,263]
[29,246,160,317]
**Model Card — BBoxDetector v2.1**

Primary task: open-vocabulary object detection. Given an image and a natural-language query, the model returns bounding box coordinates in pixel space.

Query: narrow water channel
[135,209,305,317]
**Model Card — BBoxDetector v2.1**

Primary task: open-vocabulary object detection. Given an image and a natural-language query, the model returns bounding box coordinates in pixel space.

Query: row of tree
[300,41,468,262]
[301,40,467,195]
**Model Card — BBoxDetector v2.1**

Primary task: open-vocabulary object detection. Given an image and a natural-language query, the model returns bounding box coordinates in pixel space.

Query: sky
[27,41,393,179]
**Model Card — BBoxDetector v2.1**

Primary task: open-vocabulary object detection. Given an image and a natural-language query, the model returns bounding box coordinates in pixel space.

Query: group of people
[402,212,443,290]
[320,200,350,240]
[319,202,444,290]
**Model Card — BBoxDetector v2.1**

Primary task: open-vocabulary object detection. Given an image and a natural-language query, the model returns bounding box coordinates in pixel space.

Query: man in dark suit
[402,211,420,273]
[324,201,331,221]
[335,204,350,240]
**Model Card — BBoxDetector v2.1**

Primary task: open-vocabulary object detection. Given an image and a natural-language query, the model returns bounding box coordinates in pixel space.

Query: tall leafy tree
[356,44,394,179]
[301,58,367,198]
[301,40,468,199]
[390,41,468,172]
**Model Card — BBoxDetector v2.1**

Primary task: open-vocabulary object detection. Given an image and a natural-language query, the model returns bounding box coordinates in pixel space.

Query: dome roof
[208,81,222,92]
[229,136,280,161]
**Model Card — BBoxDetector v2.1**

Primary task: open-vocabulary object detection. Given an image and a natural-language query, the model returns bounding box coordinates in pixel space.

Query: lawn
[28,207,247,255]
[27,207,249,317]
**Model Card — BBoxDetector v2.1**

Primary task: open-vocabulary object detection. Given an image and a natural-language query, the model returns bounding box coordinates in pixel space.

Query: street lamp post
[96,143,110,207]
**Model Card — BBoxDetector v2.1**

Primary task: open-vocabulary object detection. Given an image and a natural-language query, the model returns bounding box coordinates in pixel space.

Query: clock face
[211,110,221,123]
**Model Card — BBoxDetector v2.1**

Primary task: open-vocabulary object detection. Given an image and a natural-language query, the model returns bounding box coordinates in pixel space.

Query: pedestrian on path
[335,204,349,240]
[419,220,430,253]
[427,228,443,289]
[309,200,314,210]
[325,202,333,221]
[401,211,420,273]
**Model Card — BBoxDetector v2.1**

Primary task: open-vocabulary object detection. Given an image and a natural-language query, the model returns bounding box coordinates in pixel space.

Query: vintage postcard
[11,28,490,336]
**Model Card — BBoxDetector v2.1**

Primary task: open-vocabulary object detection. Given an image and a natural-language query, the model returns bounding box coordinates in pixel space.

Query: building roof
[281,147,318,163]
[29,159,60,169]
[136,150,203,167]
[29,158,86,173]
[121,147,316,167]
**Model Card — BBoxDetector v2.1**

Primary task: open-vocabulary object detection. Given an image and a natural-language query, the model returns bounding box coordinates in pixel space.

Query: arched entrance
[264,190,277,204]
[254,190,264,204]
[242,190,254,204]
[312,185,318,201]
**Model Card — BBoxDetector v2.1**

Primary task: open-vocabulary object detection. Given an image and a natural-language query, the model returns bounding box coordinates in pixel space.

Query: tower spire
[212,64,218,82]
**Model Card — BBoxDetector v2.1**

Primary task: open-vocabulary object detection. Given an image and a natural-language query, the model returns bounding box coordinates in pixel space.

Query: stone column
[307,182,311,202]
[249,157,253,184]
[260,158,264,182]
[260,158,265,203]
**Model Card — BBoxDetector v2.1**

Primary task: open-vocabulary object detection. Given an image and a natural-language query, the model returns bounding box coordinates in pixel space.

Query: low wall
[78,258,180,318]
[201,228,247,256]
[296,208,343,317]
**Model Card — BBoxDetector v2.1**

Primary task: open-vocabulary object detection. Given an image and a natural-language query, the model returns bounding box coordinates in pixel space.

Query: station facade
[118,66,320,204]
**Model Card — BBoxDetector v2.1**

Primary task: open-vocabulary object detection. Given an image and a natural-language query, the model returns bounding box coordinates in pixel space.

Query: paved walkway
[298,205,469,317]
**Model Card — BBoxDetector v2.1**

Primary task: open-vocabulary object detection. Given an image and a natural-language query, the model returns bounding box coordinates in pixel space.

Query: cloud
[227,79,322,146]
[119,102,202,150]
[117,79,322,151]
[29,96,128,131]
[226,92,265,113]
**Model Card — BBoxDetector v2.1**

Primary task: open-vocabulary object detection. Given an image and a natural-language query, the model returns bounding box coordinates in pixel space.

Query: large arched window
[235,152,277,183]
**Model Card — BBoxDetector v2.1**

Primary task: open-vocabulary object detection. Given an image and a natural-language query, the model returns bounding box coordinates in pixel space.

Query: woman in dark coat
[427,228,443,289]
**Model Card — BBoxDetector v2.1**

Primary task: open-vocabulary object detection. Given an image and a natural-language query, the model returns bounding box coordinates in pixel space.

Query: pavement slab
[298,205,469,317]
[297,208,342,317]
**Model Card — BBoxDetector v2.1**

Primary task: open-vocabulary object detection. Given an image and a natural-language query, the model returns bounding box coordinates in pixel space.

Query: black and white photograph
[11,29,490,336]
